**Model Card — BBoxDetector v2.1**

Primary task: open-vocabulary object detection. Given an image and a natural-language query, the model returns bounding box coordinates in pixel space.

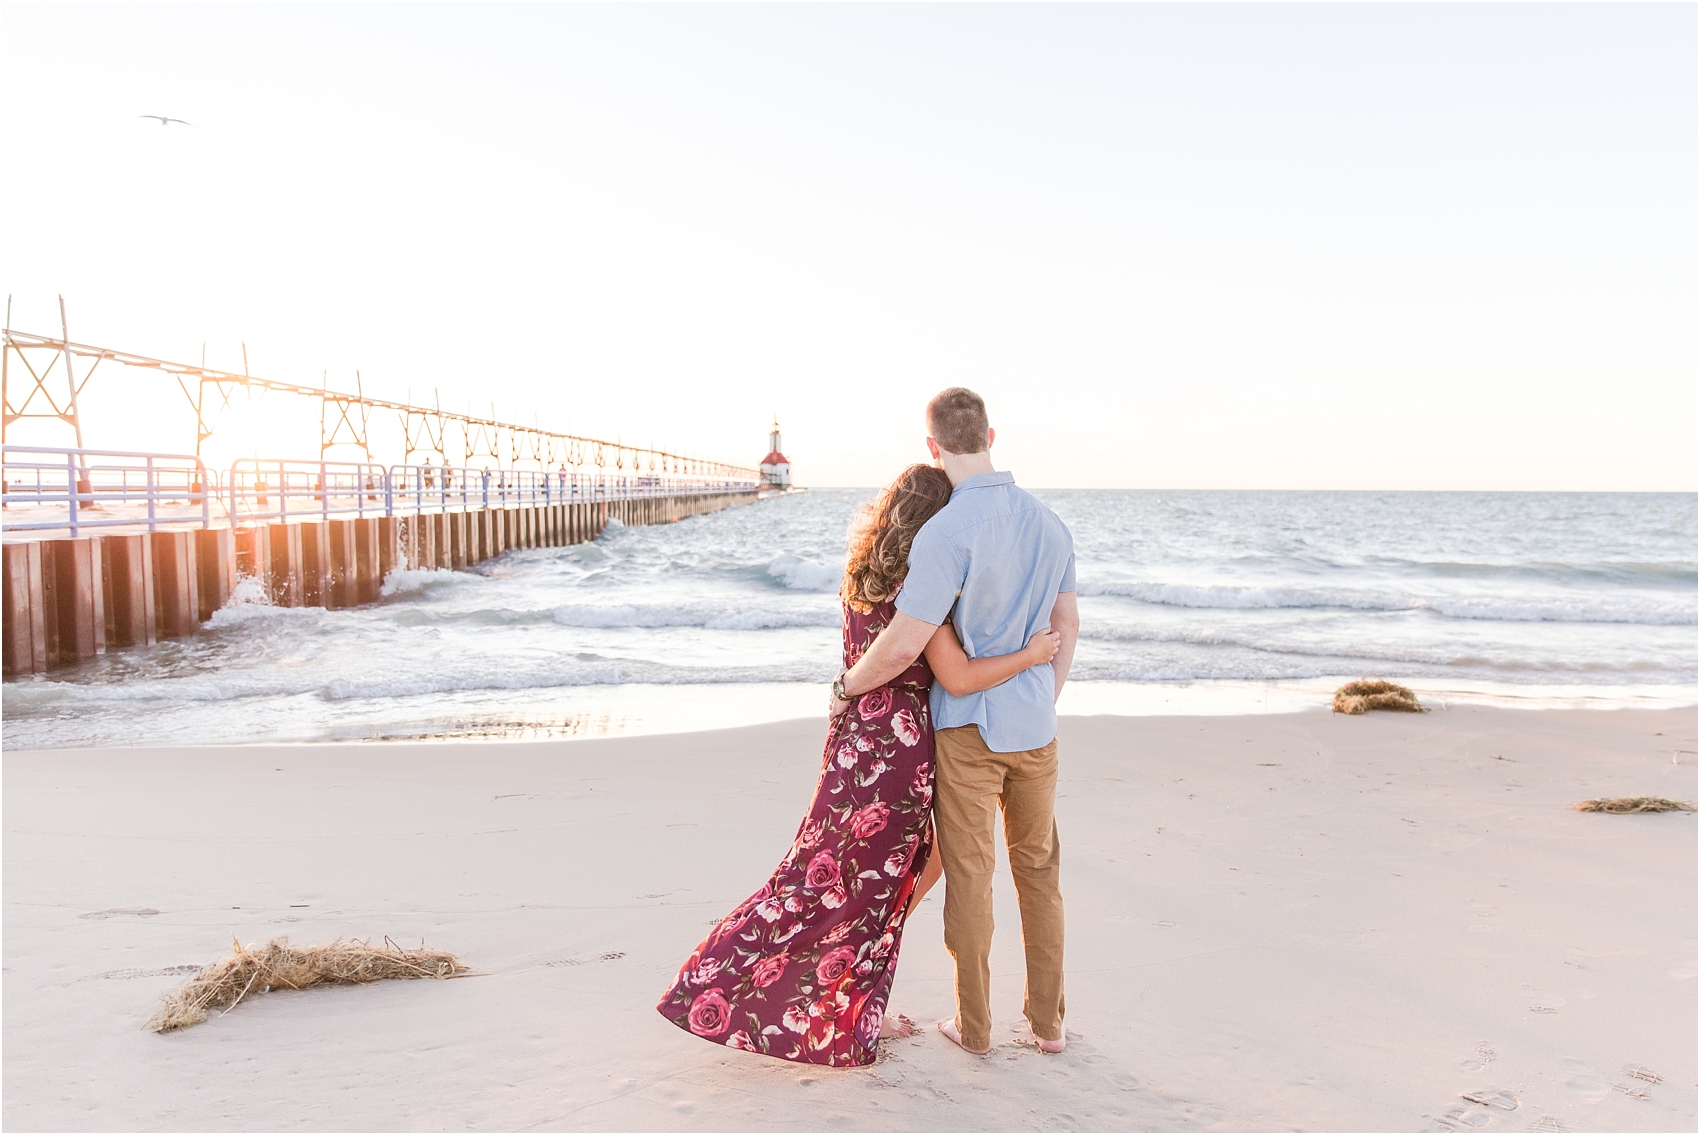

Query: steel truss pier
[2,314,773,677]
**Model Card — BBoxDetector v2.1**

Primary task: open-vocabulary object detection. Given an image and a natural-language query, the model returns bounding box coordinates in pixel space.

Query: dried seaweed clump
[149,936,466,1033]
[1332,679,1425,715]
[1573,796,1696,814]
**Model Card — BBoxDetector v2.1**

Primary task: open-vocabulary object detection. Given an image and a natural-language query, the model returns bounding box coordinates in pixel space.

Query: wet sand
[4,706,1694,1131]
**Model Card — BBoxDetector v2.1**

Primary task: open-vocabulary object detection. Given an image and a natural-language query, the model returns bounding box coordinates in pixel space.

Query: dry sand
[3,706,1694,1131]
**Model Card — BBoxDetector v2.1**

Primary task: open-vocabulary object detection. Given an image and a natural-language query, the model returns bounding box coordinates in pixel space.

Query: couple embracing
[657,387,1080,1067]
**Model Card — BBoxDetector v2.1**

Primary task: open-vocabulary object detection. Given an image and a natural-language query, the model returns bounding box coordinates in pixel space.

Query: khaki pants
[933,724,1065,1050]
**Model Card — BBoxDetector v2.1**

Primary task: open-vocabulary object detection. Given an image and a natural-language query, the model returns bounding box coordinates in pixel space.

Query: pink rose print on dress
[806,994,840,1050]
[804,851,840,889]
[835,741,857,769]
[891,708,921,746]
[816,946,856,984]
[821,885,847,909]
[782,1005,810,1033]
[687,988,733,1036]
[848,801,890,840]
[856,1001,884,1049]
[749,952,789,988]
[687,956,723,987]
[754,895,783,922]
[856,687,893,721]
[884,834,920,878]
[911,764,933,808]
[727,1030,757,1051]
[820,921,851,946]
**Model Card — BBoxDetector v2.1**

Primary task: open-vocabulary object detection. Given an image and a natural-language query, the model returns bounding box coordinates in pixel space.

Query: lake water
[4,488,1693,749]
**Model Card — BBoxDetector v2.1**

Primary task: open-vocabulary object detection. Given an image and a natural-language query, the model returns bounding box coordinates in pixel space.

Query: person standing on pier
[657,460,1063,1067]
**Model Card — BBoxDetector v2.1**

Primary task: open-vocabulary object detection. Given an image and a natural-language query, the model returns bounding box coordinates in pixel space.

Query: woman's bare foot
[879,1013,916,1039]
[936,1018,991,1055]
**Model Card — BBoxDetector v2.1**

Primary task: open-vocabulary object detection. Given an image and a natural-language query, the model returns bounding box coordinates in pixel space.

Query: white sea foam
[1078,580,1694,625]
[1422,596,1695,625]
[767,552,841,592]
[551,602,836,631]
[226,575,271,607]
[380,568,473,597]
[2,657,839,709]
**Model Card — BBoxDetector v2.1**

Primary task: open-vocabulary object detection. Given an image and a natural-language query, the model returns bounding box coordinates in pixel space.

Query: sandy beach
[4,705,1694,1131]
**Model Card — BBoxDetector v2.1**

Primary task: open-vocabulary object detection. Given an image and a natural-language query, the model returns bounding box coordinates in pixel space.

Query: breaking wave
[1077,580,1695,625]
[551,602,837,630]
[766,552,841,592]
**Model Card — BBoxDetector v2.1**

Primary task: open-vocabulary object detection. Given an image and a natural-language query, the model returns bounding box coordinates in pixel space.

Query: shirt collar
[953,470,1014,493]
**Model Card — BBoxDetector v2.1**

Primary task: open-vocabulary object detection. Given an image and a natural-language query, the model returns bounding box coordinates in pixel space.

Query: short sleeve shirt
[895,471,1076,753]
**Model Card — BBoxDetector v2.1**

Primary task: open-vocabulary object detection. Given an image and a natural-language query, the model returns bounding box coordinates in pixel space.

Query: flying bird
[138,115,193,127]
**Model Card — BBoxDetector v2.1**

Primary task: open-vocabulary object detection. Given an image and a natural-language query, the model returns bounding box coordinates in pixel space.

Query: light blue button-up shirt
[894,471,1076,753]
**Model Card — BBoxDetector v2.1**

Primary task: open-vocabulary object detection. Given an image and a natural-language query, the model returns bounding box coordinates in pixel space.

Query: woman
[656,464,1060,1068]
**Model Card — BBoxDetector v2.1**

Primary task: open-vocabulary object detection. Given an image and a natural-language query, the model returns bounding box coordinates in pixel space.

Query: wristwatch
[831,674,850,703]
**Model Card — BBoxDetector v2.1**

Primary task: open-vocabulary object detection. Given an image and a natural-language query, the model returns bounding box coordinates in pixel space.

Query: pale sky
[2,3,1694,490]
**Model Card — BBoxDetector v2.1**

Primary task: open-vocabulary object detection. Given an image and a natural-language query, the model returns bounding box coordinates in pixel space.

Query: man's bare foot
[1030,1026,1066,1053]
[936,1019,991,1055]
[879,1013,916,1039]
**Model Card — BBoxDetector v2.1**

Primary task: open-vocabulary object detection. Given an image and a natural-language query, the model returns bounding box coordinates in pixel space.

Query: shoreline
[4,676,1694,751]
[5,706,1694,1130]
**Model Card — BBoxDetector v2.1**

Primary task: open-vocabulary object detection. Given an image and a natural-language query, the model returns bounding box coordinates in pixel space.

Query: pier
[2,322,768,676]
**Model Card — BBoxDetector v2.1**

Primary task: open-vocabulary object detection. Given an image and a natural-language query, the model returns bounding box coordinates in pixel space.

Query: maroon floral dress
[657,599,936,1067]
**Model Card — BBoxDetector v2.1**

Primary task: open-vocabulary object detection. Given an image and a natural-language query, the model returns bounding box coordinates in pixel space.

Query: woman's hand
[1022,627,1062,667]
[828,671,855,718]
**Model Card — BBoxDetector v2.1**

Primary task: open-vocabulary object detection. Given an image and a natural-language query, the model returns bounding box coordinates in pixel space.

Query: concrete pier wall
[3,489,762,676]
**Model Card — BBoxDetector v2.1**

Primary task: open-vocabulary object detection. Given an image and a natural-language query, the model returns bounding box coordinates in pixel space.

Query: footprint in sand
[1460,1042,1497,1072]
[1461,1089,1518,1111]
[77,908,159,920]
[1428,1105,1491,1130]
[1426,1079,1518,1130]
[1561,1058,1610,1103]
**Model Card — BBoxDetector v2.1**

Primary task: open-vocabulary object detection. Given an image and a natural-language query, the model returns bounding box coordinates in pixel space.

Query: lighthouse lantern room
[759,417,791,488]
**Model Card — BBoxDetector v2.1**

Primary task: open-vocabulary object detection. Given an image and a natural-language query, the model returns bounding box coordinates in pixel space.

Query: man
[828,387,1079,1056]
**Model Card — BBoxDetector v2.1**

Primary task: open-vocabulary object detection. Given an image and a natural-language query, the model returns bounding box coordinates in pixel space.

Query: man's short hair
[927,387,990,455]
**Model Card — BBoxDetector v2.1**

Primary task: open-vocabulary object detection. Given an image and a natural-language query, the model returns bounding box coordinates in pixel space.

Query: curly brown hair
[842,464,954,614]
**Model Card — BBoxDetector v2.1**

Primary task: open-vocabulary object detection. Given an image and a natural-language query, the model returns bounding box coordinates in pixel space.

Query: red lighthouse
[759,417,791,488]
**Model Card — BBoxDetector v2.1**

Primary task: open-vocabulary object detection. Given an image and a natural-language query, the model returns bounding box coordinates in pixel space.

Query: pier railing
[0,445,212,536]
[3,447,761,535]
[225,458,392,525]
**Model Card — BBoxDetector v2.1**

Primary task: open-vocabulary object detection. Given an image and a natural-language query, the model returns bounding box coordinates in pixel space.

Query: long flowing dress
[656,598,936,1068]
